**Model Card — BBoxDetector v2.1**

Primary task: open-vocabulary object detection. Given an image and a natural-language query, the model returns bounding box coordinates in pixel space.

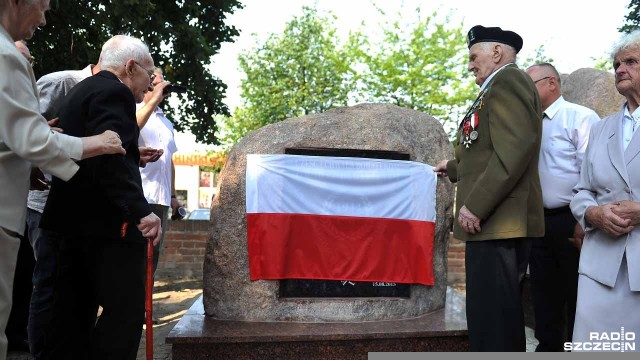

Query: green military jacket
[446,64,544,241]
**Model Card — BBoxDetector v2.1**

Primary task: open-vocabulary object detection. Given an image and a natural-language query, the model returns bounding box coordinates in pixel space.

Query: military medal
[461,112,480,148]
[469,112,479,141]
[459,89,486,149]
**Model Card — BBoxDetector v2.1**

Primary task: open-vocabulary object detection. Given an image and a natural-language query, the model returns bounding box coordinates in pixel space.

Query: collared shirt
[538,96,599,209]
[137,104,178,206]
[622,105,640,151]
[479,62,513,91]
[27,65,94,212]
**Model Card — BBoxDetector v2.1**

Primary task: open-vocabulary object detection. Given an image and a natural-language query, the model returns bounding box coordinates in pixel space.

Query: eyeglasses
[533,76,552,84]
[133,61,156,82]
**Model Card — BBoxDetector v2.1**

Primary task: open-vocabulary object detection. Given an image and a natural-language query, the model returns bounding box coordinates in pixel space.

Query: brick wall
[156,223,467,285]
[447,233,466,285]
[156,220,209,279]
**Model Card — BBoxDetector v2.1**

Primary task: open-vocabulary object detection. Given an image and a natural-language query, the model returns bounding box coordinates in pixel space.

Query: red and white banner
[246,154,437,285]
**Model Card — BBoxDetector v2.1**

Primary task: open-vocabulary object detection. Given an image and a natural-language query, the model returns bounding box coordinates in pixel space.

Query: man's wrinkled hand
[458,205,481,234]
[99,130,126,156]
[433,159,449,177]
[137,212,162,246]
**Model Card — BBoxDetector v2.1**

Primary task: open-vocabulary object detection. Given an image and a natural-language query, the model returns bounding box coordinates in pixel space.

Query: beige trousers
[0,227,20,360]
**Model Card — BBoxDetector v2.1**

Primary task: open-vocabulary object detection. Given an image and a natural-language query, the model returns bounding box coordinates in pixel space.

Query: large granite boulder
[562,68,625,118]
[203,103,454,322]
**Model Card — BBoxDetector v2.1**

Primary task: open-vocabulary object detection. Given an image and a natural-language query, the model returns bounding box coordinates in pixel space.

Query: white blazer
[571,106,640,291]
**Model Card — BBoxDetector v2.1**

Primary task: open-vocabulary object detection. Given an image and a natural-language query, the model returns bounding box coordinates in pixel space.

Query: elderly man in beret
[434,25,543,351]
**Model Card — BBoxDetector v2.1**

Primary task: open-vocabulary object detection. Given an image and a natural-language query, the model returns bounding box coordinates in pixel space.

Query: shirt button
[625,186,631,193]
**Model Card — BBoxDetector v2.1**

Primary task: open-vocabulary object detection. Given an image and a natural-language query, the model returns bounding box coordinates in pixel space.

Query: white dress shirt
[622,105,640,151]
[538,96,599,209]
[137,104,178,207]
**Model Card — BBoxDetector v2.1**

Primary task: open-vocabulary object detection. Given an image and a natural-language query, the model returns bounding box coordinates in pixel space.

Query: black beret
[467,25,523,53]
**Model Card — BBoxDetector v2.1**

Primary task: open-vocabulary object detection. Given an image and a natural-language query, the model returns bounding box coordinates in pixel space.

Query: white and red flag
[246,154,437,285]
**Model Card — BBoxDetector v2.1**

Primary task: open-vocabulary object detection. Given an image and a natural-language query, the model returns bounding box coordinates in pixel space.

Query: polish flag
[246,154,437,285]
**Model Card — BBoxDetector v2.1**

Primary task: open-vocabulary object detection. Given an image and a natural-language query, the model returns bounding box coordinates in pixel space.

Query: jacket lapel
[608,112,631,186]
[625,125,640,165]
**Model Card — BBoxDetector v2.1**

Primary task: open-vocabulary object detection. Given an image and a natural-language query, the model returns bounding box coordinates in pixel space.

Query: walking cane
[146,237,154,360]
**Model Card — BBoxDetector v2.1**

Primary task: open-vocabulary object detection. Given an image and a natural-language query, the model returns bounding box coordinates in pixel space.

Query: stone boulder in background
[203,103,454,322]
[562,68,625,118]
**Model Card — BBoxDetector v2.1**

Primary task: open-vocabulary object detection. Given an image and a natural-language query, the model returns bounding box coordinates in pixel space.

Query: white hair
[612,30,640,60]
[477,41,517,63]
[99,34,151,71]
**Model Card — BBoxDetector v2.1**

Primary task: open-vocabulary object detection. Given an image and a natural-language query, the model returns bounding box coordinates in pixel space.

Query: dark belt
[543,205,571,216]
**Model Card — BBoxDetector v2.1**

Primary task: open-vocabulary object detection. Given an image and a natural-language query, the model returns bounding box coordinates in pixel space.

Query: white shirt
[137,104,178,206]
[622,105,640,151]
[539,96,599,209]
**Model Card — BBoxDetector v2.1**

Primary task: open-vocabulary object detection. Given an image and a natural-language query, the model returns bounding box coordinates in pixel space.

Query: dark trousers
[465,237,532,352]
[27,209,60,359]
[42,235,146,360]
[529,209,579,351]
[5,227,34,350]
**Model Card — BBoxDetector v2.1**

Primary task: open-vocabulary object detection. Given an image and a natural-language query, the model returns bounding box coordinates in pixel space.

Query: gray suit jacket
[571,106,640,291]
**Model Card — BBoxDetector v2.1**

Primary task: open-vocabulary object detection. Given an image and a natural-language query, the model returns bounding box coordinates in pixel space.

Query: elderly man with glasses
[21,34,168,359]
[38,34,162,359]
[0,1,125,358]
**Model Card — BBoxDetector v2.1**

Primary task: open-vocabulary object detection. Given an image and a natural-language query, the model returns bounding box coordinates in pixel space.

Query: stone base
[166,288,468,359]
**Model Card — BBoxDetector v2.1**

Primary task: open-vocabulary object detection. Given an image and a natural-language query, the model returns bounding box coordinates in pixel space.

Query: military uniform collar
[479,62,514,91]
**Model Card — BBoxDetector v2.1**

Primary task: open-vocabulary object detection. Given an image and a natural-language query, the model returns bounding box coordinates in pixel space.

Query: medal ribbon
[459,88,487,130]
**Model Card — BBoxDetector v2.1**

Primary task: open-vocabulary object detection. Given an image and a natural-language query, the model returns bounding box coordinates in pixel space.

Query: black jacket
[41,71,151,242]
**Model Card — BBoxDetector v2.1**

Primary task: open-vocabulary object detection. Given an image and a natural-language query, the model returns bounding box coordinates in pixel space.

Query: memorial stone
[203,103,454,322]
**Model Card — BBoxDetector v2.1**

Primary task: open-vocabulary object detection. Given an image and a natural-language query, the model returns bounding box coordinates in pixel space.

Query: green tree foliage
[218,7,479,146]
[621,0,640,33]
[354,9,475,135]
[218,6,358,146]
[593,56,614,72]
[29,0,242,144]
[519,45,554,69]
